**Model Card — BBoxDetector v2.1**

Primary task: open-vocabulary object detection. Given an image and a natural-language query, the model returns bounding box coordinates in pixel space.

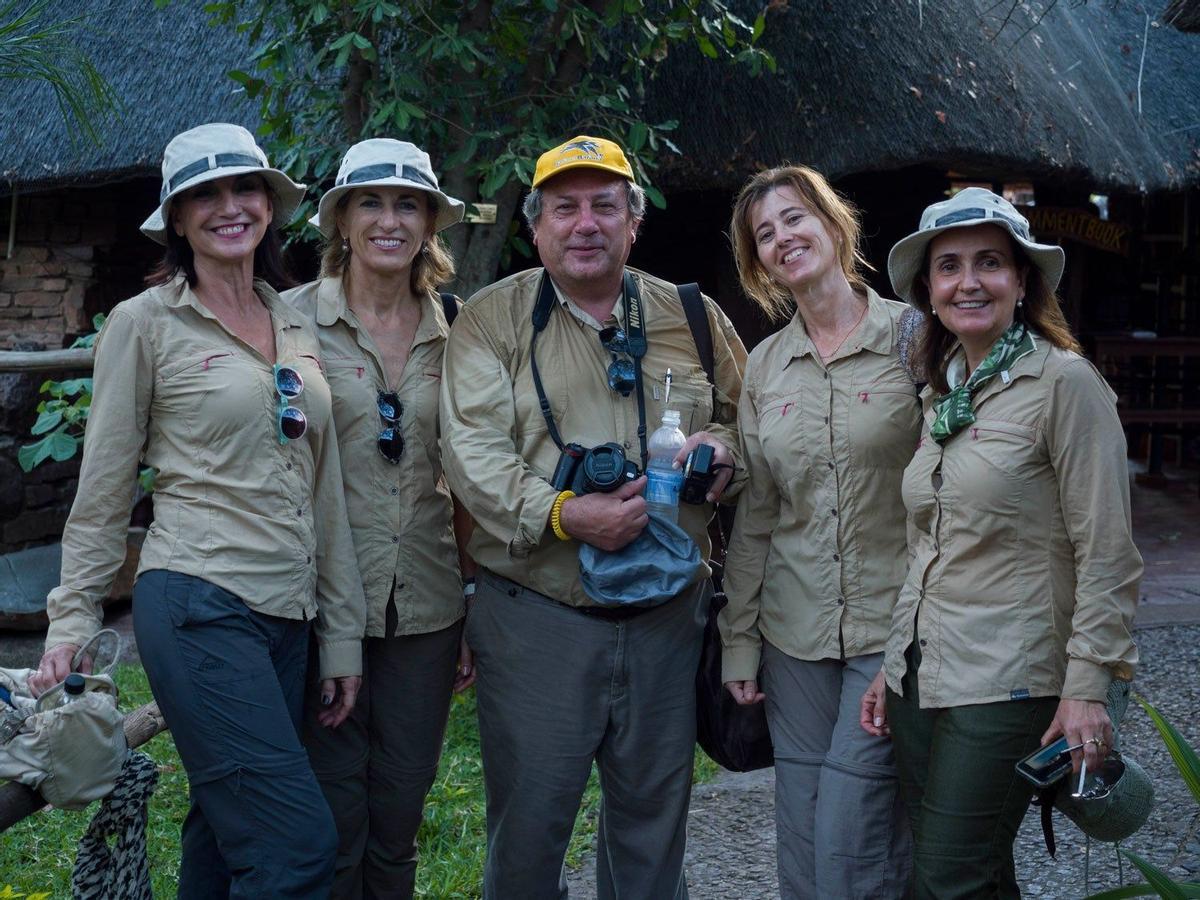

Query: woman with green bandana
[859,187,1141,899]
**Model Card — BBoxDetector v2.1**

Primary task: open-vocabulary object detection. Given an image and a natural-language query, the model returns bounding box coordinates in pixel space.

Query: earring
[931,307,938,317]
[341,238,349,252]
[1017,298,1024,308]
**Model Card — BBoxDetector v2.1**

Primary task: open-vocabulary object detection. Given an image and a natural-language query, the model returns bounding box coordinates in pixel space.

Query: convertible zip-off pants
[133,569,336,899]
[301,618,462,900]
[761,644,911,899]
[468,569,707,900]
[887,641,1058,899]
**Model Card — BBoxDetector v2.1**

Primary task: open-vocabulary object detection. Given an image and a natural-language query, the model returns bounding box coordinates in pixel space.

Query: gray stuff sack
[579,513,701,608]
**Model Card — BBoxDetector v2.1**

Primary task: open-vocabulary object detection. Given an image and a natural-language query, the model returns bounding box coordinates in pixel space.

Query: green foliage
[178,0,776,286]
[0,0,119,144]
[17,315,105,474]
[1086,694,1200,899]
[0,664,718,896]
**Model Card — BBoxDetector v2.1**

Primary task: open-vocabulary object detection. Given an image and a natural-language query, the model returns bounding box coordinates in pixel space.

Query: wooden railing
[1090,334,1200,426]
[0,348,93,374]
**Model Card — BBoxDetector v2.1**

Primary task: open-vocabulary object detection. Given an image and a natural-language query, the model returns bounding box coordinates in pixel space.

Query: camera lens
[582,444,627,492]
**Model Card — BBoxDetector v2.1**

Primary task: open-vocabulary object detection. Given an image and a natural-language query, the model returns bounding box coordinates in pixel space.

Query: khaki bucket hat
[140,123,307,245]
[887,186,1065,305]
[310,139,465,238]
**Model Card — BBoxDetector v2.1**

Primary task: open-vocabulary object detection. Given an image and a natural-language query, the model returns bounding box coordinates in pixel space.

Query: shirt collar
[316,275,448,345]
[549,275,624,331]
[782,286,892,368]
[159,275,302,332]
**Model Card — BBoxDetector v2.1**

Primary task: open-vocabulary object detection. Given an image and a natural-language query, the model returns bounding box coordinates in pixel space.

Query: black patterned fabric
[72,750,158,900]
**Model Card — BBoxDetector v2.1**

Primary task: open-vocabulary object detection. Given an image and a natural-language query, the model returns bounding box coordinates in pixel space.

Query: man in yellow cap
[440,135,747,898]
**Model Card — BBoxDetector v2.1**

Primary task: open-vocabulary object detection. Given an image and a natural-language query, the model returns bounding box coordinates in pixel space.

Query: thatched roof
[650,0,1200,193]
[1165,0,1200,32]
[1,1,258,192]
[3,0,1197,196]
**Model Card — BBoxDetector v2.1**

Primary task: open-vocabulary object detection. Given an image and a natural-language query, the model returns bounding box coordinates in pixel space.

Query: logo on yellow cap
[532,135,635,188]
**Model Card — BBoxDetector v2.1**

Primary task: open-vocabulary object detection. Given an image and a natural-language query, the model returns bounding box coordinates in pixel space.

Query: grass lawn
[1,664,718,898]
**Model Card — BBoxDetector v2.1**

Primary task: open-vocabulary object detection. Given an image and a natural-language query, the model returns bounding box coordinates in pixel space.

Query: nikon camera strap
[529,270,650,468]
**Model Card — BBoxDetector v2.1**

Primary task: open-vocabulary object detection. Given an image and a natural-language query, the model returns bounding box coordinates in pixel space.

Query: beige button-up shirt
[439,266,746,606]
[884,338,1141,707]
[45,278,365,679]
[720,291,922,681]
[284,278,463,637]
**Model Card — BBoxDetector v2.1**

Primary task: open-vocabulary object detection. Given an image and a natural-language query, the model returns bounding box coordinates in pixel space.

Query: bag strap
[73,628,122,678]
[439,292,461,327]
[678,283,715,408]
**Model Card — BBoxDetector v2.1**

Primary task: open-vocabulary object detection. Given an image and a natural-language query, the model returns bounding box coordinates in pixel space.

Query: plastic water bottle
[645,409,686,523]
[57,673,86,707]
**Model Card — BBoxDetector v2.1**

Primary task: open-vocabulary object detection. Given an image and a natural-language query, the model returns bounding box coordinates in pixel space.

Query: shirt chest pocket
[322,356,376,438]
[848,380,922,469]
[943,418,1042,513]
[756,389,807,484]
[663,370,714,435]
[155,351,259,428]
[407,366,443,451]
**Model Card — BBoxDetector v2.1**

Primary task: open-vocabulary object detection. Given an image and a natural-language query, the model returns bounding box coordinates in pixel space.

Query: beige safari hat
[887,186,1065,304]
[140,123,307,245]
[310,139,465,238]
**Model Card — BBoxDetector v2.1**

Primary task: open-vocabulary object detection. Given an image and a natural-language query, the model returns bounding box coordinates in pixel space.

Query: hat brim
[309,178,466,239]
[140,166,307,245]
[887,219,1065,305]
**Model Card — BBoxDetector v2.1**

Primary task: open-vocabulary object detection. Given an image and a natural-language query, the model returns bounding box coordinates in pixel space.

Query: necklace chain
[814,299,869,361]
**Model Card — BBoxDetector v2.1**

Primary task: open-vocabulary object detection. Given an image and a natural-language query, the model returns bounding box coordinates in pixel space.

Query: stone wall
[0,179,161,554]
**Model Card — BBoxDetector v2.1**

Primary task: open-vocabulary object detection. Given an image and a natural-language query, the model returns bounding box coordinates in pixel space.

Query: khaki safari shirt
[45,278,365,679]
[884,338,1141,707]
[721,291,922,682]
[439,267,746,606]
[285,277,463,638]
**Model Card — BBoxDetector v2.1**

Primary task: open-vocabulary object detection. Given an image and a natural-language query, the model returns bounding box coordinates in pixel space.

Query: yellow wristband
[550,490,576,541]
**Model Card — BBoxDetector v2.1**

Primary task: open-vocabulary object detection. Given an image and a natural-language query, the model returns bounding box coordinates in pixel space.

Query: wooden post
[0,701,168,833]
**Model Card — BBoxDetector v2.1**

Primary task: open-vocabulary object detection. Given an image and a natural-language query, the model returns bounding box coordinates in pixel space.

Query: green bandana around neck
[930,323,1036,444]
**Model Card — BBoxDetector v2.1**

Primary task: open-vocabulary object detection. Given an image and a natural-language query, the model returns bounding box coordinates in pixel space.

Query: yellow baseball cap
[531,135,635,188]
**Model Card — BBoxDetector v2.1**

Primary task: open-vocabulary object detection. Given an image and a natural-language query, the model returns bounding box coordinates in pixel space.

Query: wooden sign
[1019,206,1130,256]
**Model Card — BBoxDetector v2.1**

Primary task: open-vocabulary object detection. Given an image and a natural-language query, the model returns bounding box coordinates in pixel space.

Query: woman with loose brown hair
[721,164,917,898]
[284,138,474,899]
[860,187,1140,898]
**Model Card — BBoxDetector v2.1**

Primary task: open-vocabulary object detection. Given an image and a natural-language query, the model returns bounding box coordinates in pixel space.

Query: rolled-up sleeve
[46,310,153,651]
[439,304,558,559]
[311,414,365,679]
[1047,360,1141,701]
[719,377,779,683]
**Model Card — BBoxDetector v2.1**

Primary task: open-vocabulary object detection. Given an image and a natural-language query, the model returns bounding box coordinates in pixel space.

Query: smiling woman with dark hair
[861,187,1142,899]
[284,138,473,900]
[28,123,365,897]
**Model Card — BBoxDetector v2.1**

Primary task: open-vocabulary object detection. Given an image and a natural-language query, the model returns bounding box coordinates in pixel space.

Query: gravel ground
[567,623,1200,899]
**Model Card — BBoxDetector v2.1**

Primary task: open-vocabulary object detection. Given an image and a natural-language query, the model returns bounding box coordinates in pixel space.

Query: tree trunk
[450,179,527,299]
[0,700,168,833]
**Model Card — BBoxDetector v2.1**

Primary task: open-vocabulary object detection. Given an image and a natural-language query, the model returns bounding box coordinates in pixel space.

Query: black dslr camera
[551,442,640,495]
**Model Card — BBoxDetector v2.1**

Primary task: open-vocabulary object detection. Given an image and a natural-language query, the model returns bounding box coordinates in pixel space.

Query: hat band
[162,152,265,202]
[932,207,1031,240]
[338,162,437,191]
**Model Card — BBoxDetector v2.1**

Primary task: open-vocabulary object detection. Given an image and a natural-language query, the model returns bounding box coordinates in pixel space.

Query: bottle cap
[663,409,681,426]
[64,673,86,695]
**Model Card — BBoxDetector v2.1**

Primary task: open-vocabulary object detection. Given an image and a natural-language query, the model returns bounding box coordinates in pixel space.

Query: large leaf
[30,409,63,435]
[1136,693,1200,806]
[1119,850,1190,900]
[1088,882,1200,899]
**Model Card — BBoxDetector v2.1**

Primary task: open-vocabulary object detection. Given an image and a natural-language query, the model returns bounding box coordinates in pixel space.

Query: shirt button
[390,487,399,495]
[824,416,829,425]
[832,553,840,562]
[919,639,928,647]
[830,508,838,517]
[306,555,311,564]
[837,598,845,606]
[297,508,303,516]
[624,440,631,449]
[827,461,834,470]
[823,371,829,380]
[391,535,399,544]
[286,462,293,471]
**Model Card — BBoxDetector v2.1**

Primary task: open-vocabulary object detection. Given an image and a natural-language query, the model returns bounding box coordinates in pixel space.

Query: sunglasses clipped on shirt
[377,390,405,464]
[598,326,636,397]
[274,364,307,444]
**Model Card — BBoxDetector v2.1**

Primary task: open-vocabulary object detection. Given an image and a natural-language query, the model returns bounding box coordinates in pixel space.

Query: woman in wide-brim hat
[859,186,1142,898]
[30,122,365,897]
[721,164,918,899]
[283,137,471,899]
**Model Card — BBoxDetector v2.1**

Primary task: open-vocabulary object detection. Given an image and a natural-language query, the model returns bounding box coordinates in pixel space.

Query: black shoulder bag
[678,283,774,773]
